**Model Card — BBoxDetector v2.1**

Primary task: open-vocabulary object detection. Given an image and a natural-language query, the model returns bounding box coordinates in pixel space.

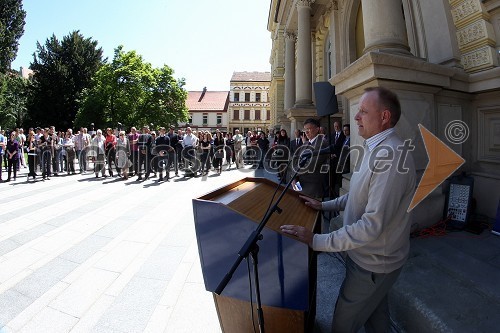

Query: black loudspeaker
[314,82,338,117]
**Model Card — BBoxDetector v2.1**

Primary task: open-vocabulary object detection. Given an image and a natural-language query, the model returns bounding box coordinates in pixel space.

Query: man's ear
[382,109,391,126]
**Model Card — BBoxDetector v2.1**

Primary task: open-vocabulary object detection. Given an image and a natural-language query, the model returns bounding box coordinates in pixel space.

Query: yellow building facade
[228,71,272,134]
[268,0,500,219]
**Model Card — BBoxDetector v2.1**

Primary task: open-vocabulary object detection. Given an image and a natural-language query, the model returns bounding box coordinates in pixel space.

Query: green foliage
[27,31,104,130]
[0,0,26,73]
[0,71,28,130]
[75,46,188,130]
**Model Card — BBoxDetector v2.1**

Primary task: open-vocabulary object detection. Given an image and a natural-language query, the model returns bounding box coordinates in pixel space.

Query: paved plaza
[0,165,277,333]
[0,164,344,333]
[6,163,497,332]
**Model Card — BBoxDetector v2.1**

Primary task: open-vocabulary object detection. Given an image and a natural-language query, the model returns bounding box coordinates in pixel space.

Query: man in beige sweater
[281,87,416,333]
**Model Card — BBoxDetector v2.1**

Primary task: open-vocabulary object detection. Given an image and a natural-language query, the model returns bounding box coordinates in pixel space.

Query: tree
[27,31,104,129]
[75,46,188,130]
[0,0,26,73]
[0,71,28,129]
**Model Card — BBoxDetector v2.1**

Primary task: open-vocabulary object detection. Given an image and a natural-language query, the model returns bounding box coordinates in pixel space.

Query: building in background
[18,67,34,79]
[267,0,500,221]
[184,87,229,132]
[228,71,272,134]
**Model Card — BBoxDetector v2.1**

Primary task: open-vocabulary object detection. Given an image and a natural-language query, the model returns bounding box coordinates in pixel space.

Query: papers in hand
[293,181,302,192]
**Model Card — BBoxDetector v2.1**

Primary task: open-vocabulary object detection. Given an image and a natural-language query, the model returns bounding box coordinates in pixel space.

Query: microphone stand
[214,154,312,333]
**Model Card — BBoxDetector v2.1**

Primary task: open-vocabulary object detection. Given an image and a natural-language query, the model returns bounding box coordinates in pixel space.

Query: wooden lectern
[193,177,320,333]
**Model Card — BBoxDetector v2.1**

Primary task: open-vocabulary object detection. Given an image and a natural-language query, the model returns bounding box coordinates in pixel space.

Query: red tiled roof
[186,90,229,111]
[230,71,271,82]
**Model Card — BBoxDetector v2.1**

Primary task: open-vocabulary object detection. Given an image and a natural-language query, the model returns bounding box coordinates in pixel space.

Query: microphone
[299,144,334,160]
[298,144,334,167]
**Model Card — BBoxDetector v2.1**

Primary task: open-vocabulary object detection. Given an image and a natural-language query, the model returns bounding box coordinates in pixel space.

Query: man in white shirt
[181,127,199,176]
[18,128,27,168]
[282,87,416,333]
[91,129,106,178]
[74,128,85,173]
[233,129,244,168]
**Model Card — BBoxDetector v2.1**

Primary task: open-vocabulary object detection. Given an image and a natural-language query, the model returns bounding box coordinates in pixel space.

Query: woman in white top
[91,129,106,178]
[63,130,76,174]
[115,131,131,179]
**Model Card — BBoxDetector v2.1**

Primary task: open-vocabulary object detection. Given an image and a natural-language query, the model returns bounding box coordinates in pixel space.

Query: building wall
[228,81,272,134]
[268,0,500,218]
[187,111,228,132]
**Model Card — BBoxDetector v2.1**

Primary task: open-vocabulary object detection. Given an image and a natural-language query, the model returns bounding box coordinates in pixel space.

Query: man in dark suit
[338,124,351,175]
[331,121,346,197]
[154,127,172,182]
[167,126,179,176]
[137,126,153,181]
[290,129,303,155]
[292,118,329,199]
[331,121,346,158]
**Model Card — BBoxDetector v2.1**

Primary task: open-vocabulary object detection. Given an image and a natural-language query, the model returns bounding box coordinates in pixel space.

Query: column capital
[297,0,315,9]
[324,0,338,16]
[284,31,296,41]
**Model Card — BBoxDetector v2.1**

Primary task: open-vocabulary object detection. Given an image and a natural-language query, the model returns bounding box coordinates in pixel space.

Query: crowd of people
[0,86,427,333]
[2,86,417,332]
[0,123,351,186]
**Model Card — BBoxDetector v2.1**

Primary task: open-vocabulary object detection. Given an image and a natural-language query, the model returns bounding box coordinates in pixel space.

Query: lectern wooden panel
[193,177,319,333]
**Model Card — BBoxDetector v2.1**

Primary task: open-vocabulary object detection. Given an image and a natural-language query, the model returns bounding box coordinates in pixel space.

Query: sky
[11,0,272,92]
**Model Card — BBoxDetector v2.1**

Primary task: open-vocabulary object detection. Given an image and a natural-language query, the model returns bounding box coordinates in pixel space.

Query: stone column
[295,0,314,107]
[361,0,411,54]
[284,32,296,111]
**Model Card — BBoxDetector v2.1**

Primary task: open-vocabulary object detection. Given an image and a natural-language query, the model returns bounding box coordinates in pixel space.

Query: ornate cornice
[448,0,498,72]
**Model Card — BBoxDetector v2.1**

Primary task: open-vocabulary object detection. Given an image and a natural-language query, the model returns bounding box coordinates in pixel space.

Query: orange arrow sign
[408,124,465,212]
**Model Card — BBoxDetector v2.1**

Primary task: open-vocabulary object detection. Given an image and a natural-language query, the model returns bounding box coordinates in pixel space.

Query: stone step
[390,231,500,332]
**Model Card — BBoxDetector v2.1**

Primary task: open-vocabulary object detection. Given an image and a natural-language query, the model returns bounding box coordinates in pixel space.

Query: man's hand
[299,195,322,210]
[280,225,314,247]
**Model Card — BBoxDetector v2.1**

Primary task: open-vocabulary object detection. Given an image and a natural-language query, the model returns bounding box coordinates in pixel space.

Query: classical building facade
[228,71,272,134]
[268,0,500,219]
[184,88,229,132]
